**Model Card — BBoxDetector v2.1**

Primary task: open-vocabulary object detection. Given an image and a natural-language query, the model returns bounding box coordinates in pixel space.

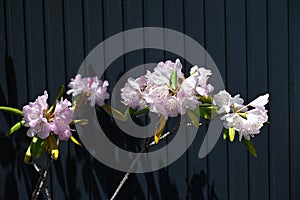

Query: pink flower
[87,77,110,107]
[23,91,51,139]
[213,90,244,114]
[120,76,147,109]
[67,74,110,107]
[67,74,89,96]
[146,59,184,85]
[190,66,214,97]
[50,99,74,141]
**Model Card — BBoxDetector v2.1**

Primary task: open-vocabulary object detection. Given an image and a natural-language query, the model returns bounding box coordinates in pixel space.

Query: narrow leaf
[69,119,88,126]
[170,69,177,90]
[198,96,212,104]
[198,105,218,120]
[187,109,200,128]
[102,104,127,121]
[132,106,150,116]
[0,106,23,117]
[223,129,229,140]
[48,84,65,114]
[24,144,32,163]
[229,128,235,142]
[70,136,82,147]
[154,117,167,144]
[5,120,25,137]
[47,134,59,160]
[242,139,257,158]
[30,136,47,159]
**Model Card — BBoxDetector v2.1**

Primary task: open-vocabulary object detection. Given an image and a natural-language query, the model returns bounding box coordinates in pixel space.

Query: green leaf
[242,139,257,158]
[5,120,25,137]
[198,106,218,120]
[131,106,150,116]
[48,84,65,114]
[154,117,167,144]
[198,95,212,104]
[30,136,48,159]
[48,134,59,160]
[70,136,82,147]
[223,129,229,140]
[101,104,127,121]
[187,109,200,128]
[229,128,235,142]
[170,69,177,90]
[0,106,23,117]
[55,84,65,101]
[24,145,32,163]
[69,119,89,126]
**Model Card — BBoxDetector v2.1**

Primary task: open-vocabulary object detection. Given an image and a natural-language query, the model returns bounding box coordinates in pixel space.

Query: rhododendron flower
[23,91,75,140]
[67,74,89,96]
[213,90,244,114]
[23,91,51,139]
[190,65,214,97]
[50,99,74,140]
[121,59,215,119]
[216,90,269,141]
[87,77,110,107]
[120,76,147,109]
[67,74,110,107]
[146,59,184,85]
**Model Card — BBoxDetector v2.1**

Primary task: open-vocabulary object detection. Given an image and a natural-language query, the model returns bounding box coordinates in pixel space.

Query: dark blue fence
[0,0,299,199]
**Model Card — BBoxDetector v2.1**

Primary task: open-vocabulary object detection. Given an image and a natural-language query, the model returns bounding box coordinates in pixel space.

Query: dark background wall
[0,0,299,199]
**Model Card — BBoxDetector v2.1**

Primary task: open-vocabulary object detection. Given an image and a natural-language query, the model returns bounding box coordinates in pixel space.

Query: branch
[110,115,214,199]
[31,155,53,200]
[110,130,173,200]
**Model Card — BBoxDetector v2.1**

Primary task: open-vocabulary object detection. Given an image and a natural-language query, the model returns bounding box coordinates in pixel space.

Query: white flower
[221,113,244,131]
[218,92,269,141]
[190,65,214,97]
[67,74,89,96]
[249,94,269,108]
[146,59,184,85]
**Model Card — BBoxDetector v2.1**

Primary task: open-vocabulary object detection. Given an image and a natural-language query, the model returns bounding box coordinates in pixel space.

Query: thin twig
[110,115,216,200]
[110,128,175,200]
[31,155,53,200]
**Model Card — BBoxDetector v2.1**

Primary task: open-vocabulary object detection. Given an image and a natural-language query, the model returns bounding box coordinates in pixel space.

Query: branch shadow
[189,170,219,200]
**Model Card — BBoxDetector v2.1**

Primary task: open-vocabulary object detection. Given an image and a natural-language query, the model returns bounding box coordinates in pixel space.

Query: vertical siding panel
[164,0,188,199]
[44,0,69,199]
[102,0,126,198]
[184,0,209,199]
[246,0,269,200]
[205,0,228,199]
[289,3,300,199]
[5,0,34,199]
[143,1,165,199]
[83,1,106,199]
[0,0,17,199]
[24,0,46,98]
[122,0,148,199]
[268,0,290,199]
[289,0,300,199]
[225,0,248,200]
[4,1,29,109]
[63,0,87,199]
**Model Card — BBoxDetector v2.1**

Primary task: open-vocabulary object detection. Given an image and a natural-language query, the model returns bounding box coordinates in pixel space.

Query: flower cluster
[121,59,214,119]
[67,74,110,107]
[213,90,269,141]
[23,91,74,140]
